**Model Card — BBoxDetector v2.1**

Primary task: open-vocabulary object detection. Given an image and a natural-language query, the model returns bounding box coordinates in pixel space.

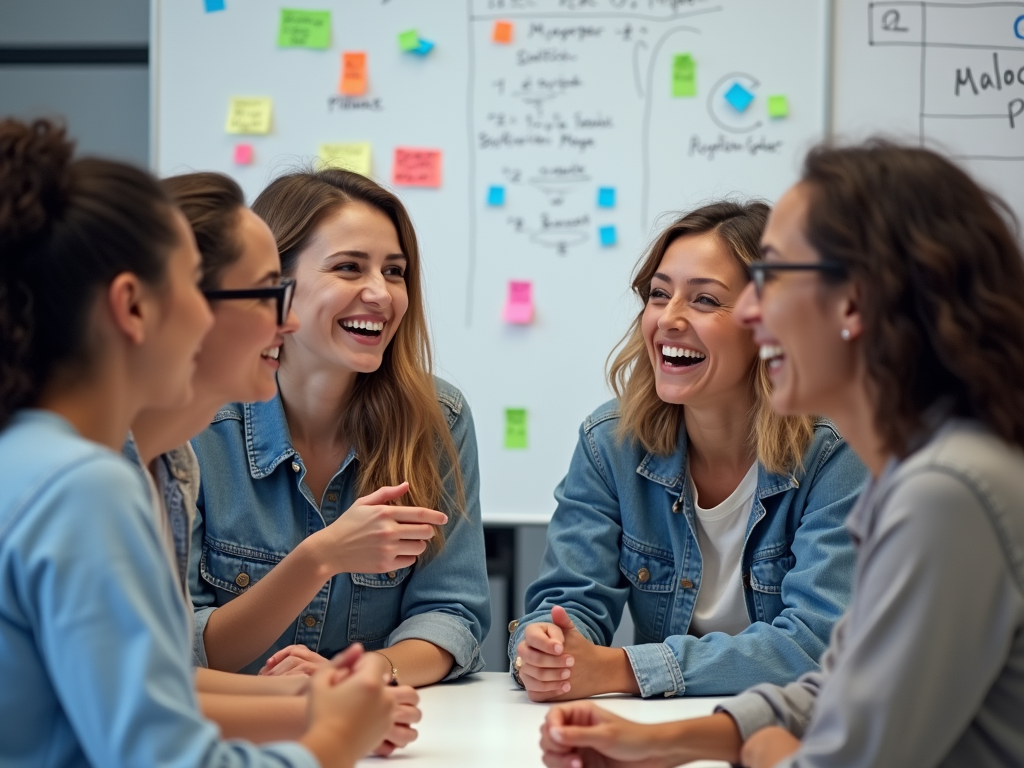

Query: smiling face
[193,208,299,405]
[285,202,408,374]
[735,183,859,417]
[641,233,758,408]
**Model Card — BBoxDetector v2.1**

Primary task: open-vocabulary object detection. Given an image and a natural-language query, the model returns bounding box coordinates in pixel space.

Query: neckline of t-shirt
[690,461,759,522]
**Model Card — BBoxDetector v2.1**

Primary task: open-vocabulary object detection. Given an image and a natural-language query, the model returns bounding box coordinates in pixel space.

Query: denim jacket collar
[635,420,798,500]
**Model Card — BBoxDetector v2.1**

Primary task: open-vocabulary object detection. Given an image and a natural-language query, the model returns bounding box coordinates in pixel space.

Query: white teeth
[662,345,706,359]
[759,345,784,361]
[261,346,280,360]
[341,319,384,332]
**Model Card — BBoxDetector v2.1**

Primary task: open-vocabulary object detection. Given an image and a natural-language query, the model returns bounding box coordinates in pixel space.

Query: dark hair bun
[0,119,74,255]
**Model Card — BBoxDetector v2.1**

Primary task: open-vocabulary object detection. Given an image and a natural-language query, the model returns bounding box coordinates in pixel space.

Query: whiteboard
[152,0,828,523]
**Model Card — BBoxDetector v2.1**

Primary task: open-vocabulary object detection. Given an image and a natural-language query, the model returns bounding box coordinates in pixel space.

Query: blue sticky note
[487,185,505,206]
[597,187,616,208]
[413,38,435,55]
[204,0,225,11]
[599,225,617,247]
[724,82,754,112]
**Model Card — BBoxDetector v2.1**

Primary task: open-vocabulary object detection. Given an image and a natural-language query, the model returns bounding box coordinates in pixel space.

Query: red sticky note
[502,280,533,324]
[492,20,513,44]
[233,143,253,165]
[340,51,367,96]
[392,147,442,188]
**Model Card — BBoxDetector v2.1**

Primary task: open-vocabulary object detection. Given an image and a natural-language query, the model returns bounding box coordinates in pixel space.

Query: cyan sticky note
[413,38,435,55]
[724,82,754,113]
[599,225,617,247]
[767,95,789,118]
[597,187,616,208]
[204,0,225,11]
[487,185,505,206]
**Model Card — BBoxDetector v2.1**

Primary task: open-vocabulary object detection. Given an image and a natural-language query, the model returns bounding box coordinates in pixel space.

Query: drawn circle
[706,72,763,134]
[529,229,589,250]
[1015,14,1024,40]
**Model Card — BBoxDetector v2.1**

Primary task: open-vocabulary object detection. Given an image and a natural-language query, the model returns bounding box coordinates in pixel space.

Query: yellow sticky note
[318,142,372,176]
[225,97,273,135]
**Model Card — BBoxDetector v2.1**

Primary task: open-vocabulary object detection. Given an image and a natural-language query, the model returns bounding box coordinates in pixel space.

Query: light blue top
[511,400,867,697]
[0,410,316,768]
[189,378,491,676]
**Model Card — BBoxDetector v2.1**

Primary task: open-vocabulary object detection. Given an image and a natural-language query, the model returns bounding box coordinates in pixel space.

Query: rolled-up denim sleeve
[389,399,491,680]
[627,441,864,698]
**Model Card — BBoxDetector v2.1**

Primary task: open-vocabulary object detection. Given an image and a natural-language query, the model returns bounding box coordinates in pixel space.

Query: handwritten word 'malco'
[955,53,1024,127]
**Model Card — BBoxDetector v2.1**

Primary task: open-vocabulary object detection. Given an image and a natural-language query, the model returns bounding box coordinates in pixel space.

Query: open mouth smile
[339,317,387,345]
[759,344,785,374]
[661,344,707,370]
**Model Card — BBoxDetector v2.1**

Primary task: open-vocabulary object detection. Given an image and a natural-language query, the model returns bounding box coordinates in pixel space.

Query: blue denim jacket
[189,378,491,677]
[511,400,866,698]
[0,410,316,768]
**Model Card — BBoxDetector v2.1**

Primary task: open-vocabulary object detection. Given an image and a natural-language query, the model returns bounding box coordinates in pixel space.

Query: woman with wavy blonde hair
[509,201,866,701]
[188,168,490,688]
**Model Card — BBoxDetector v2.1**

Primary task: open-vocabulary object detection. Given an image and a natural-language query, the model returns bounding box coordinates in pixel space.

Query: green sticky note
[767,95,789,118]
[672,54,696,97]
[504,408,528,449]
[398,29,420,52]
[278,9,331,49]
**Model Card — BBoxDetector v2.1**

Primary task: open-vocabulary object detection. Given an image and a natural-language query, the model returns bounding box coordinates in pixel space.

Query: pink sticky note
[392,147,442,188]
[502,280,533,324]
[233,143,253,165]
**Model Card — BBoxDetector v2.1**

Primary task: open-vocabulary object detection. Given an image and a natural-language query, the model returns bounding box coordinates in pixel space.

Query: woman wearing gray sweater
[536,141,1024,768]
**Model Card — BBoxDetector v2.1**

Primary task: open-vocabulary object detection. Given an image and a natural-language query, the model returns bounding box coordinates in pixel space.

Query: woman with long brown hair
[510,201,866,701]
[187,168,490,687]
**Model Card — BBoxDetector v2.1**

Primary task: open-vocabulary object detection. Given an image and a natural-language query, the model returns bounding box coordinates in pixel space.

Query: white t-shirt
[687,461,758,638]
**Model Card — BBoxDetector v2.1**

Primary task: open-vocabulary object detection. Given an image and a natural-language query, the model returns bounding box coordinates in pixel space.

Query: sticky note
[233,144,253,165]
[672,54,696,97]
[398,29,420,51]
[487,185,506,206]
[767,95,789,118]
[493,20,513,44]
[502,280,533,324]
[599,225,617,247]
[597,187,616,208]
[504,408,528,449]
[413,38,435,56]
[340,51,367,96]
[318,142,372,176]
[204,0,225,12]
[393,148,442,188]
[225,97,273,135]
[278,9,331,50]
[724,82,754,112]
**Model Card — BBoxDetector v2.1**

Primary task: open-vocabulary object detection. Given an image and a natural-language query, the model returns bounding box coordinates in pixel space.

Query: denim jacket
[511,400,866,697]
[189,378,490,677]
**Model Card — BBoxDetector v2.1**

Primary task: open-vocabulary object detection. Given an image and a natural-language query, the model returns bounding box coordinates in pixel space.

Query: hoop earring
[841,328,851,341]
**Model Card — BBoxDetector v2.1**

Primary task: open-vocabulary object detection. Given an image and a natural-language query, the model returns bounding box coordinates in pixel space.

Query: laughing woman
[188,168,490,687]
[510,201,866,700]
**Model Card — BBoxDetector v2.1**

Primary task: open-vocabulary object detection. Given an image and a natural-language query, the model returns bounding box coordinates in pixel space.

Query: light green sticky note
[767,95,789,118]
[398,28,420,51]
[278,9,331,49]
[504,408,528,449]
[318,142,372,176]
[672,54,696,97]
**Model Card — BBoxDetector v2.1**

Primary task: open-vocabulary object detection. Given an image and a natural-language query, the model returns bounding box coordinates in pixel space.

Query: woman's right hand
[539,702,675,768]
[306,482,448,575]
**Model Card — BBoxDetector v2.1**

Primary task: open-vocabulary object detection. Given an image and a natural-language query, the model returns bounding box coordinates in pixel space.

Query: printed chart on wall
[152,0,828,522]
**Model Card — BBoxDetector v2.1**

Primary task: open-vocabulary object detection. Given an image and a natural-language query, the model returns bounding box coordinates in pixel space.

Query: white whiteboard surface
[154,0,1023,524]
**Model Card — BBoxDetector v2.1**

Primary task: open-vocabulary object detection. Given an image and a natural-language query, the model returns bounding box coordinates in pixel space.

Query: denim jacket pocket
[748,551,795,621]
[200,538,282,596]
[348,567,413,645]
[619,535,676,642]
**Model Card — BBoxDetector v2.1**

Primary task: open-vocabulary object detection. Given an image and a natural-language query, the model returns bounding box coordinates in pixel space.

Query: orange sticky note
[340,51,367,96]
[392,147,442,188]
[492,20,513,44]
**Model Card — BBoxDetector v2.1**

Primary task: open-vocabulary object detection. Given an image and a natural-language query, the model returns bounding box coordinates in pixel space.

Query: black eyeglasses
[203,278,296,325]
[748,262,846,297]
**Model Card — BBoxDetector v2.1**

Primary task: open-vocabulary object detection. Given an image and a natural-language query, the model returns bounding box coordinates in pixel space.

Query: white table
[356,672,729,767]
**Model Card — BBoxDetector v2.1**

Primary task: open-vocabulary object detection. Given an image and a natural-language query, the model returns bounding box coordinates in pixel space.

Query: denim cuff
[623,642,685,698]
[262,741,320,768]
[715,692,781,740]
[191,606,214,668]
[389,611,483,681]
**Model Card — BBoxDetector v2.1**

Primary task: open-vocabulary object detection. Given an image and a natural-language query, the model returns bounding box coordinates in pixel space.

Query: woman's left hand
[739,726,801,768]
[258,644,331,677]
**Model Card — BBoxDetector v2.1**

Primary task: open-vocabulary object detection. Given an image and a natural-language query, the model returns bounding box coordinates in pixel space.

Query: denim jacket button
[291,461,300,473]
[303,615,317,627]
[679,578,694,589]
[387,571,397,579]
[508,619,519,633]
[637,567,651,583]
[671,500,682,513]
[742,573,751,589]
[327,493,338,502]
[234,572,250,588]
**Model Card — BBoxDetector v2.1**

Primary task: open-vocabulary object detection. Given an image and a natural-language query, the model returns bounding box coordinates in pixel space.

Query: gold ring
[514,656,524,669]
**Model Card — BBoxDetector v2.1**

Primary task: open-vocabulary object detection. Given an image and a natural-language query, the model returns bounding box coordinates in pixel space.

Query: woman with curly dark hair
[537,141,1024,768]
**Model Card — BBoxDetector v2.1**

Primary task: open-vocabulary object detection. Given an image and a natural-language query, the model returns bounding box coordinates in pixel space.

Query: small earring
[841,328,851,341]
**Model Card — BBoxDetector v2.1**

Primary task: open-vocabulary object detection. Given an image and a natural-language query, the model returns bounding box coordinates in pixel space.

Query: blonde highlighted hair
[252,168,463,554]
[608,201,814,476]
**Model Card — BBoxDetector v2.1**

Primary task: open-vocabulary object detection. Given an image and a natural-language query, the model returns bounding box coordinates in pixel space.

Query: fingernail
[553,644,563,654]
[551,728,563,743]
[562,683,571,692]
[572,759,582,768]
[561,670,570,679]
[565,657,575,667]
